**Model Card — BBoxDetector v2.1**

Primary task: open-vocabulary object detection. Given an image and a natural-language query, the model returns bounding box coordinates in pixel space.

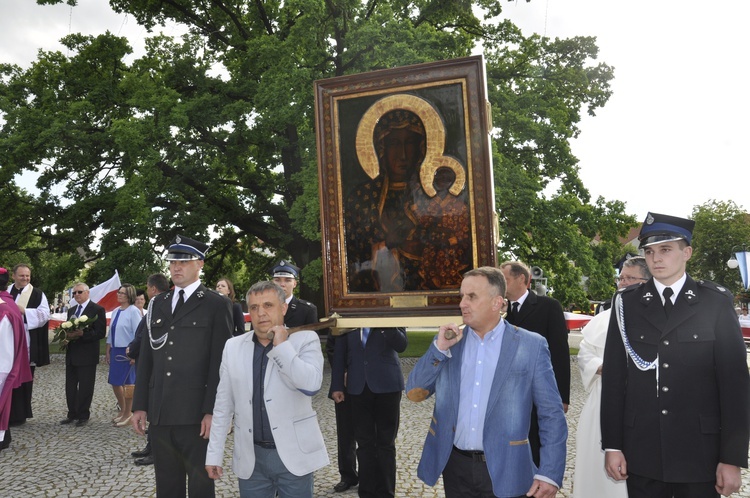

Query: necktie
[507,301,519,323]
[663,287,674,318]
[76,305,83,318]
[173,289,185,316]
[361,327,371,347]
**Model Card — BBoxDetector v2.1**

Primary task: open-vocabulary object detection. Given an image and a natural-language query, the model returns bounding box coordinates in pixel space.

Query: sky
[2,1,747,223]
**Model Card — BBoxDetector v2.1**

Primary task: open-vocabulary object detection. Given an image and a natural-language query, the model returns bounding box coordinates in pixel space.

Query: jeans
[238,445,314,498]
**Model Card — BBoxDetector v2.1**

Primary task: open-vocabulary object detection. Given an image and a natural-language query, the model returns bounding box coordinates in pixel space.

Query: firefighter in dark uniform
[601,212,750,498]
[132,235,233,498]
[270,260,317,328]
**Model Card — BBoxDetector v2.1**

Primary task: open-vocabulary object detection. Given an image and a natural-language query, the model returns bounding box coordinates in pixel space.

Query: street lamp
[727,245,750,292]
[727,245,749,270]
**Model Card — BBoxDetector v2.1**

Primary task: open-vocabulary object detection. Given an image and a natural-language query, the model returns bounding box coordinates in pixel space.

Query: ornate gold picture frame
[314,56,496,318]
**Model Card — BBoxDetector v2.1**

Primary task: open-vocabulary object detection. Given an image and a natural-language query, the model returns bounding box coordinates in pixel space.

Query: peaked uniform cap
[166,235,209,261]
[638,212,695,248]
[271,260,299,278]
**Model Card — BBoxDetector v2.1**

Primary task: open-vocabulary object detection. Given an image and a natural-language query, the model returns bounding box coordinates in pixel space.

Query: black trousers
[334,395,358,484]
[626,473,718,498]
[150,424,214,498]
[64,363,96,420]
[9,366,34,424]
[349,385,401,498]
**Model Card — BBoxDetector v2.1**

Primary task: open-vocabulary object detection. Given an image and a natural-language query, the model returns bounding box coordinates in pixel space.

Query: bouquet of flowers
[51,314,98,352]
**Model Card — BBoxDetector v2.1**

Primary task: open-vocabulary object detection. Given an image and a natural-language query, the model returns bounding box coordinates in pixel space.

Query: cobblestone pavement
[2,352,750,497]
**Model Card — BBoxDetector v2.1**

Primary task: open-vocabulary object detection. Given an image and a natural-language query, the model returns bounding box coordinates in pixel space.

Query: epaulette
[299,299,314,307]
[696,280,734,299]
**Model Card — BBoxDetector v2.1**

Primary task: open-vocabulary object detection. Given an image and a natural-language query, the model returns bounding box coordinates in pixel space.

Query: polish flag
[48,271,122,328]
[89,270,122,312]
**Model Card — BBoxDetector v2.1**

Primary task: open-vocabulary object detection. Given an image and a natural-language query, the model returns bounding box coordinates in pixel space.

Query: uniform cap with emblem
[271,260,299,279]
[165,235,209,261]
[638,212,695,249]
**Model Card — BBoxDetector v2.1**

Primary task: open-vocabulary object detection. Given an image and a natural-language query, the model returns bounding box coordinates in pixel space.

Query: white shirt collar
[174,279,202,301]
[652,273,687,304]
[514,289,530,308]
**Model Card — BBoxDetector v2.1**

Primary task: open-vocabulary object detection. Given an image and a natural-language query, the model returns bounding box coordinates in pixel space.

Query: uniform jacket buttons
[166,372,171,376]
[661,409,668,415]
[662,363,669,368]
[663,340,669,346]
[661,386,669,392]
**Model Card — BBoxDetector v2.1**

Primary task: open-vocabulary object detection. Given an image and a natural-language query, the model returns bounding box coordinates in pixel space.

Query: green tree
[689,199,750,296]
[1,0,629,310]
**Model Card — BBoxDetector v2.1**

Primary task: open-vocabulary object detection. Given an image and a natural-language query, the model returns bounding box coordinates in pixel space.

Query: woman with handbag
[106,284,142,427]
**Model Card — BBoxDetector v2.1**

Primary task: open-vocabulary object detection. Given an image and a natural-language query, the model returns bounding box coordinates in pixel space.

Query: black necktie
[173,289,185,316]
[663,287,674,317]
[507,301,519,323]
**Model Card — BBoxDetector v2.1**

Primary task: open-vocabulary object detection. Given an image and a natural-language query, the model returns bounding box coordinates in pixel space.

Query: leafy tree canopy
[1,0,633,310]
[689,199,750,297]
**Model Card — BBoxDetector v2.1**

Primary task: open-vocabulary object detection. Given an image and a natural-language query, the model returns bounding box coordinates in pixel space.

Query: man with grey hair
[206,281,328,497]
[61,282,106,426]
[406,266,566,497]
[574,256,650,497]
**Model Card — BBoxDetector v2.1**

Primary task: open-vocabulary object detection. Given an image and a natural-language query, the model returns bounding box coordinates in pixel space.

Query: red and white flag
[89,270,122,312]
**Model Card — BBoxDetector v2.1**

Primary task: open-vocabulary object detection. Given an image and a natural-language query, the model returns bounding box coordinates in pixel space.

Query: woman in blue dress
[106,284,142,426]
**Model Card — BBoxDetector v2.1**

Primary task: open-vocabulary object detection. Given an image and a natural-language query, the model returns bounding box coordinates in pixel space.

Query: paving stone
[2,352,749,497]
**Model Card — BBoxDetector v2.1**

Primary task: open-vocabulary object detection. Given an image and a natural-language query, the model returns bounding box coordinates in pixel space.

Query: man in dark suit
[331,326,408,498]
[270,260,317,328]
[126,273,170,466]
[326,330,359,493]
[132,235,233,498]
[500,260,570,467]
[601,212,750,498]
[60,282,106,427]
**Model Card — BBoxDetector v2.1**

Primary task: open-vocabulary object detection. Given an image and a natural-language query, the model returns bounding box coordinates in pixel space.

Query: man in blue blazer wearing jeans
[406,267,567,498]
[331,325,408,497]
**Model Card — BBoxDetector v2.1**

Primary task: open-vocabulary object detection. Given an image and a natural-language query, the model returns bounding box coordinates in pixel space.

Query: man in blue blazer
[331,325,408,497]
[406,267,567,498]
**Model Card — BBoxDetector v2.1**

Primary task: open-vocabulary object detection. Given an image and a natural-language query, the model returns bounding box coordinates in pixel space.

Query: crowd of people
[2,210,750,498]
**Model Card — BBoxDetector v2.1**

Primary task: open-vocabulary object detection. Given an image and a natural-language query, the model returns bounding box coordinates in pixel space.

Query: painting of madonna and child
[315,56,497,315]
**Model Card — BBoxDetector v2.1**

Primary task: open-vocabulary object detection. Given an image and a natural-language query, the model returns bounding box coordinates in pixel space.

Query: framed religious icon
[314,55,497,319]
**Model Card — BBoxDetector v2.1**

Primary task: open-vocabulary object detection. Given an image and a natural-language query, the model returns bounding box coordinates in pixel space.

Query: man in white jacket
[205,281,328,498]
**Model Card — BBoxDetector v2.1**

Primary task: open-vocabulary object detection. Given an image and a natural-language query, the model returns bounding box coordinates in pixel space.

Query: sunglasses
[72,290,87,295]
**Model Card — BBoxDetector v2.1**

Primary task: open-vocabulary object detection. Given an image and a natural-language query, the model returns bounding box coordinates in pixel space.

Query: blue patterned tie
[361,327,371,347]
[76,305,83,318]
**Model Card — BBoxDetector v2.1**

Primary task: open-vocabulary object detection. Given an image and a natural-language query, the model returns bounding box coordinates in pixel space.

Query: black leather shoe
[135,455,154,466]
[59,418,75,425]
[75,419,89,427]
[131,445,151,458]
[334,481,358,492]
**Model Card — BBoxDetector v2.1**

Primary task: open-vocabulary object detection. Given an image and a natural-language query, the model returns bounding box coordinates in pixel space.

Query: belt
[254,441,276,449]
[452,445,486,462]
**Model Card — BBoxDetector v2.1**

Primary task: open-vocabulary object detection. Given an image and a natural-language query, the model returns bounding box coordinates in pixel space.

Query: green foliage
[689,200,750,295]
[2,0,631,310]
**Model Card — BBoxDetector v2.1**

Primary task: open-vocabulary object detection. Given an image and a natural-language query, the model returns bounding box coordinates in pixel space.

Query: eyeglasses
[615,276,648,284]
[72,290,87,295]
